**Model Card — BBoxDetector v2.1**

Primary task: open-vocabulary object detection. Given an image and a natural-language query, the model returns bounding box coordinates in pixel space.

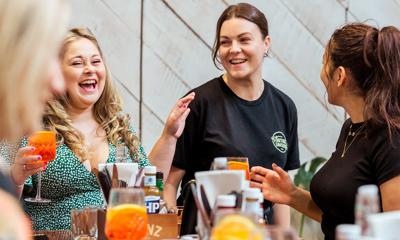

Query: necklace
[341,123,366,158]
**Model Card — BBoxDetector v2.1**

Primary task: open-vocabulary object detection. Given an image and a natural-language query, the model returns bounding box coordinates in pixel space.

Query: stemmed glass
[25,131,56,203]
[105,188,148,240]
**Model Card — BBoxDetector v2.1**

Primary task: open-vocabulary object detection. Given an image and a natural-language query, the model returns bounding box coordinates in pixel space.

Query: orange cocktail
[211,214,264,240]
[227,157,250,180]
[28,131,56,166]
[106,204,148,240]
[25,131,56,203]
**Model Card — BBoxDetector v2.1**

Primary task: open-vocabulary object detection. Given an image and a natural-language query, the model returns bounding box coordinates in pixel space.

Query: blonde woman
[0,0,69,238]
[10,28,195,230]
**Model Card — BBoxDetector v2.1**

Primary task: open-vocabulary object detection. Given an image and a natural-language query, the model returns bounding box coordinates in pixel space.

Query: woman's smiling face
[218,17,269,81]
[61,37,106,110]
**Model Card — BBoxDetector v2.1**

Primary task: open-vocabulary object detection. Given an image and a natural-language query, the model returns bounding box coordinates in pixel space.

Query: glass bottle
[211,157,227,170]
[355,184,379,236]
[242,188,265,224]
[144,166,160,214]
[156,171,164,199]
[213,195,237,225]
[116,143,128,163]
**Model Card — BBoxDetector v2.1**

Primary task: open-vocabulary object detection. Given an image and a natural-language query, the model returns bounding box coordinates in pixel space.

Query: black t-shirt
[310,119,400,240]
[0,171,16,196]
[173,76,300,217]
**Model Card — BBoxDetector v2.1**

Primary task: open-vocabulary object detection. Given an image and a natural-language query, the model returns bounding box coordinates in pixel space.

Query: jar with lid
[242,188,265,224]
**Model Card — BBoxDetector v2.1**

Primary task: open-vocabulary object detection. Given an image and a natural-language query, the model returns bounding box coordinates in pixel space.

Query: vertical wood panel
[348,0,400,28]
[280,0,357,44]
[141,0,222,149]
[69,0,141,129]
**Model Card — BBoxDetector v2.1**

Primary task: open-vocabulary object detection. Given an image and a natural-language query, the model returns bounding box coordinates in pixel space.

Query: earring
[263,52,268,57]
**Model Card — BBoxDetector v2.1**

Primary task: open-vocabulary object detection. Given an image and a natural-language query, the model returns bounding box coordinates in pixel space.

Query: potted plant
[293,156,327,238]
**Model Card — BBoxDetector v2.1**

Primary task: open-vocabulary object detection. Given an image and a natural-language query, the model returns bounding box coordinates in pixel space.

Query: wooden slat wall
[68,0,400,163]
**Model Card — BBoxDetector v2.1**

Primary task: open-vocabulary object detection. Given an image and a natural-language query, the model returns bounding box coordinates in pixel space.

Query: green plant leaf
[308,157,327,173]
[293,163,306,187]
[294,157,327,191]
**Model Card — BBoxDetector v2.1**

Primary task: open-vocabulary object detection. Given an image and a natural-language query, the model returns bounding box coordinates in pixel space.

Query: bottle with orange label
[144,166,160,214]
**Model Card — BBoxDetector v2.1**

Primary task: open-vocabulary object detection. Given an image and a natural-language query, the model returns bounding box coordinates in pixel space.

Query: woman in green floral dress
[8,28,195,230]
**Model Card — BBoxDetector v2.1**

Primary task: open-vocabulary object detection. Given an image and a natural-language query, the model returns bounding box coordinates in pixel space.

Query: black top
[0,171,16,196]
[310,119,400,240]
[173,76,300,218]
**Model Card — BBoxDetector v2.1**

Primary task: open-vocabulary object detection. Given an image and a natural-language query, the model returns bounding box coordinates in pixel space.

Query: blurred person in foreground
[0,0,69,238]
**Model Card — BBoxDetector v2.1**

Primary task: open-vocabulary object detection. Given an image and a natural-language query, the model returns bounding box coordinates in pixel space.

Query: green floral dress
[21,139,150,230]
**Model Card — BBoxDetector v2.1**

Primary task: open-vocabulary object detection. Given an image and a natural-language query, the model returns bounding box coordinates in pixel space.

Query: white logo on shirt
[271,131,288,153]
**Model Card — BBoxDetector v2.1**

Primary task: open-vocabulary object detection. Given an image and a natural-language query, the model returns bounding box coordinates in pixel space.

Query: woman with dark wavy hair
[165,2,300,227]
[252,23,400,239]
[9,27,194,230]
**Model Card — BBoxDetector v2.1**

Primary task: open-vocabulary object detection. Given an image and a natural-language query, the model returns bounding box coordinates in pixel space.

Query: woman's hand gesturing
[163,92,195,139]
[250,163,296,205]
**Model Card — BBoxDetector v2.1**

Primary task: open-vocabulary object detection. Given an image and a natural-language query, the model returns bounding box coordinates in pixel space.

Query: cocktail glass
[105,188,148,240]
[25,131,56,203]
[227,157,250,180]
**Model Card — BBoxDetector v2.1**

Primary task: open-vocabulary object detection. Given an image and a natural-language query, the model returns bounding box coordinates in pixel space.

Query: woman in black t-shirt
[164,3,300,227]
[252,23,400,239]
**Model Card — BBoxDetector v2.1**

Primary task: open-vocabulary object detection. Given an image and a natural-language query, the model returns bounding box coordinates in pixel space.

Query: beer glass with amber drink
[25,131,56,203]
[227,157,250,180]
[106,188,148,240]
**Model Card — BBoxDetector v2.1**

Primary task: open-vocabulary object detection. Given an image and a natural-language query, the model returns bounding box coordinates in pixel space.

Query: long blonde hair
[43,28,140,162]
[0,0,68,141]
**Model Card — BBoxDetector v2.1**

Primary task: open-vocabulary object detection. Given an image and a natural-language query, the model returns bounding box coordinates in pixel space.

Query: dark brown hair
[212,3,269,69]
[325,23,400,138]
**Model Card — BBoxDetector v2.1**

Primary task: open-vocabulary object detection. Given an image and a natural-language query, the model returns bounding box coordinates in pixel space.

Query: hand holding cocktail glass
[10,131,56,203]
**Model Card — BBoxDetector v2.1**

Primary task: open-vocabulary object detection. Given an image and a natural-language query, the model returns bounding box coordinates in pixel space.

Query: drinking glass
[71,208,98,240]
[105,188,148,240]
[115,143,129,163]
[25,131,56,203]
[227,157,250,180]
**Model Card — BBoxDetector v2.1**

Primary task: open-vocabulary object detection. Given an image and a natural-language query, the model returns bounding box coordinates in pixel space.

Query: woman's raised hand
[163,92,195,139]
[10,147,45,186]
[250,163,296,205]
